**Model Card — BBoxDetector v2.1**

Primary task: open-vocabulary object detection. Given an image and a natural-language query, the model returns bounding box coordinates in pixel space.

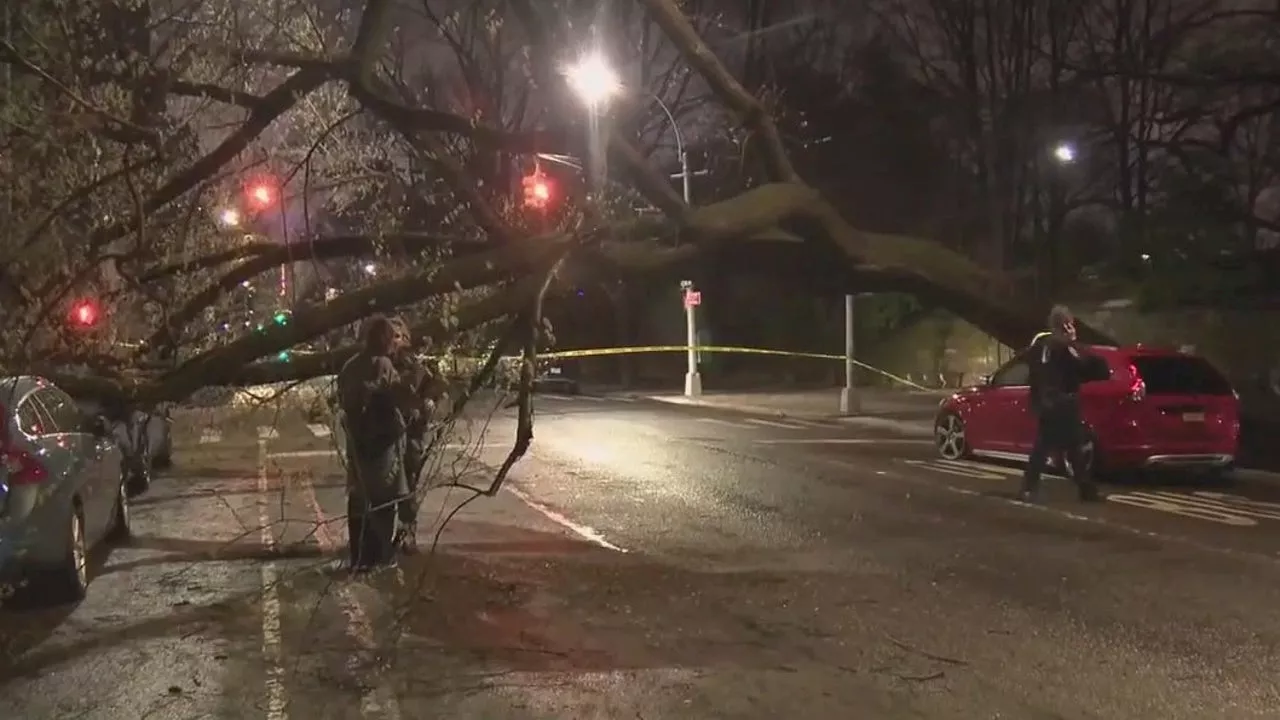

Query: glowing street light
[565,52,692,204]
[363,263,377,276]
[565,53,621,108]
[1053,142,1077,164]
[218,208,240,227]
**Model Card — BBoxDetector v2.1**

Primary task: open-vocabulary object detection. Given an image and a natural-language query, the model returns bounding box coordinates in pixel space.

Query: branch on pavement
[480,257,564,498]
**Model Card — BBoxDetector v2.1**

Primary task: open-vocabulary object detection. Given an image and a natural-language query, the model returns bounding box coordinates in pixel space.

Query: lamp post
[565,53,693,204]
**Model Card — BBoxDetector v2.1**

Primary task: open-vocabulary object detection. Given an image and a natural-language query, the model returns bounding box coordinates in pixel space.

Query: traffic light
[273,311,288,325]
[246,180,276,209]
[276,350,290,362]
[522,172,552,209]
[68,299,100,328]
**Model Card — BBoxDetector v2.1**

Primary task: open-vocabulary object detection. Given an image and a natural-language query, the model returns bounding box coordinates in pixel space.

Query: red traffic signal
[522,173,552,209]
[248,184,273,207]
[69,299,100,328]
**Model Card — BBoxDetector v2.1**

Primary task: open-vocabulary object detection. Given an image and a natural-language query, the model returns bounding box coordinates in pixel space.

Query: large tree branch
[145,232,458,350]
[636,0,798,184]
[227,275,545,385]
[137,231,583,403]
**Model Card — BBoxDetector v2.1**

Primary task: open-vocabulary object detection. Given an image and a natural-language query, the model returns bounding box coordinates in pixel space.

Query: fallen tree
[2,0,1106,416]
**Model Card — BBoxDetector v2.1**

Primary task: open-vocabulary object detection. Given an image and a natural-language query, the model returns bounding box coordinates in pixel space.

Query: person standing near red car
[1021,306,1105,503]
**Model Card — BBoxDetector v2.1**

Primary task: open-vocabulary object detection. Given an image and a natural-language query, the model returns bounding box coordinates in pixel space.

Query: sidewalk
[642,388,941,437]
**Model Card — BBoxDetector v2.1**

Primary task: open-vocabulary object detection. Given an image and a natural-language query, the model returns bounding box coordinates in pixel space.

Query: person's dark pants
[396,436,426,542]
[347,493,397,569]
[1023,397,1100,500]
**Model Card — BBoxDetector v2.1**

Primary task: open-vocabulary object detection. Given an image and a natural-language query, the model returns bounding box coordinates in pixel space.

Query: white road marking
[256,439,288,720]
[745,418,807,429]
[257,426,279,440]
[696,417,752,429]
[199,428,222,444]
[904,458,1008,480]
[506,484,627,552]
[1107,492,1257,526]
[269,449,337,459]
[307,423,332,438]
[760,437,933,445]
[298,476,403,719]
[831,456,1280,566]
[904,458,1280,528]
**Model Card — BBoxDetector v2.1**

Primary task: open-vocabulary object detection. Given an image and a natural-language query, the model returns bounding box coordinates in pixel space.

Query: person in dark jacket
[336,315,413,571]
[388,322,439,555]
[1021,305,1104,503]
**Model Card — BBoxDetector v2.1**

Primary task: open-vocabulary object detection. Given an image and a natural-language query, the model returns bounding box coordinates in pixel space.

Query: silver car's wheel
[42,508,90,606]
[935,412,968,460]
[108,480,132,543]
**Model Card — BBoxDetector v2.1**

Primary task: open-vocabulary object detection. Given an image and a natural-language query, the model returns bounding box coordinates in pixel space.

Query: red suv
[934,345,1240,478]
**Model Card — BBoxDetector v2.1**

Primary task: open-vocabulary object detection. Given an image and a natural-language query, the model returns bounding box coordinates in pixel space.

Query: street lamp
[565,53,621,108]
[218,208,240,227]
[1053,142,1077,164]
[565,53,692,205]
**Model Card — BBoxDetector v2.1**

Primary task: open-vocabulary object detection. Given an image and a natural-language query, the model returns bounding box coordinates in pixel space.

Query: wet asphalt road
[2,392,1280,718]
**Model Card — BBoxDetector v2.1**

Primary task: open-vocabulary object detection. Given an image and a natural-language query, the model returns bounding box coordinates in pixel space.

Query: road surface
[2,392,1279,718]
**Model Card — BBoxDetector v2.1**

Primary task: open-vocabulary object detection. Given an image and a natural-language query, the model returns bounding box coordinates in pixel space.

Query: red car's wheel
[935,411,969,460]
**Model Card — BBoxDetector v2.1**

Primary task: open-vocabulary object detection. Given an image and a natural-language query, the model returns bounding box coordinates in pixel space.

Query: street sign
[684,290,701,307]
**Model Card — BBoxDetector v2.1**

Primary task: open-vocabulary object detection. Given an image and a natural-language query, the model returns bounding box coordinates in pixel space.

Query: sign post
[681,281,703,397]
[840,293,861,415]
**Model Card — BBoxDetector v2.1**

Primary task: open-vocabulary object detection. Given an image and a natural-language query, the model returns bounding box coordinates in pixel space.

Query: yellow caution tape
[517,345,931,391]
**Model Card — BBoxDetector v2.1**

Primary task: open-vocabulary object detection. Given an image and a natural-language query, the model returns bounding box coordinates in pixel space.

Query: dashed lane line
[256,438,288,720]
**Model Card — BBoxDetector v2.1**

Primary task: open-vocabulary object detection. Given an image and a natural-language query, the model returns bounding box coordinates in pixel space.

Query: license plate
[1182,412,1205,422]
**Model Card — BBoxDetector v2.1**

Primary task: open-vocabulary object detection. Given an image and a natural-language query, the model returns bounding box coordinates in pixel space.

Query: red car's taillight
[1,448,47,485]
[1126,363,1147,402]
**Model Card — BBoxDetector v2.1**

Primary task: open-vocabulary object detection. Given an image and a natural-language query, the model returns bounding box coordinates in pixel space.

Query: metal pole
[840,293,860,415]
[683,287,702,397]
[680,150,691,204]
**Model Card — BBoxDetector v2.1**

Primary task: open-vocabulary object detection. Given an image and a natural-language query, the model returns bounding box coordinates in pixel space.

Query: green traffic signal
[277,350,290,361]
[273,311,288,324]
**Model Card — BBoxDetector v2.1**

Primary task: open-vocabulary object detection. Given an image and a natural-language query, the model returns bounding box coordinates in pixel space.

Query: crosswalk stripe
[746,417,806,429]
[257,426,279,440]
[306,423,332,438]
[198,429,221,444]
[935,458,1024,476]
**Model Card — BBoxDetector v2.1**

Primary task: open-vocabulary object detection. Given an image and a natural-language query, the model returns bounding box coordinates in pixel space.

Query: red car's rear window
[1130,355,1233,396]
